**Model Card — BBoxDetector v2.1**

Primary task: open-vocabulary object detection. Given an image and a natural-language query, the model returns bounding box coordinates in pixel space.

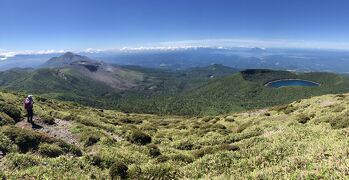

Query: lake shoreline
[264,79,321,87]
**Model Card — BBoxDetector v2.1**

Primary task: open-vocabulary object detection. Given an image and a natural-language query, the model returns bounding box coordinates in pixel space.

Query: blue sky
[1,0,349,51]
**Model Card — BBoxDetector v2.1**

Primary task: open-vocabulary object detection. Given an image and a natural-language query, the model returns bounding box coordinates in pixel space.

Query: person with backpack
[24,95,34,123]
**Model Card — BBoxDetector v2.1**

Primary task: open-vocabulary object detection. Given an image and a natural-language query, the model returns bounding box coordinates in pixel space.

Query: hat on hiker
[27,95,33,100]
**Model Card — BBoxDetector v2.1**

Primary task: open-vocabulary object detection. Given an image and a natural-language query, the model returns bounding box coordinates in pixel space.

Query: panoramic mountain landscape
[2,0,349,179]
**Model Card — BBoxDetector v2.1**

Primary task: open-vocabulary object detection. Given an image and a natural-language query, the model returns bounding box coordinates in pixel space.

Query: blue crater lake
[265,79,320,88]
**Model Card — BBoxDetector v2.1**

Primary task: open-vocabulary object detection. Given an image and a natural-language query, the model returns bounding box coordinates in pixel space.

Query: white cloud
[2,38,349,60]
[158,38,349,50]
[0,49,66,60]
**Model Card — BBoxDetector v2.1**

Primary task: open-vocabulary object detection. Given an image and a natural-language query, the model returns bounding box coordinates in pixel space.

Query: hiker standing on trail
[24,95,34,123]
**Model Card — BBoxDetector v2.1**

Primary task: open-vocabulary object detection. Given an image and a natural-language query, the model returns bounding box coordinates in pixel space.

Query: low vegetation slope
[1,90,349,179]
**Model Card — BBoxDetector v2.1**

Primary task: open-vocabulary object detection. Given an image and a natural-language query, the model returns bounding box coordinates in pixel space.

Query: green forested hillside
[2,89,349,179]
[115,70,349,115]
[1,66,349,116]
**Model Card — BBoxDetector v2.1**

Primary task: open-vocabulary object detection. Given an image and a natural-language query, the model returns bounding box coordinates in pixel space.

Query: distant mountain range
[2,47,349,73]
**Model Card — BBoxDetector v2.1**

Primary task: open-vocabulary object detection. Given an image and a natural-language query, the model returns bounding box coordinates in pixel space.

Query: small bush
[236,121,253,133]
[42,115,55,125]
[0,112,15,126]
[225,116,235,122]
[212,124,226,130]
[38,143,63,157]
[271,104,288,112]
[0,103,21,122]
[201,116,212,122]
[36,96,47,102]
[55,140,82,156]
[127,165,142,179]
[176,141,194,150]
[264,112,271,116]
[332,106,345,113]
[192,123,200,129]
[120,118,142,124]
[171,154,194,163]
[156,155,169,163]
[193,147,215,158]
[330,115,349,129]
[6,153,40,169]
[176,124,187,130]
[219,144,240,151]
[84,134,100,147]
[148,144,161,157]
[0,133,17,154]
[2,126,44,152]
[297,114,310,124]
[87,153,104,168]
[140,125,157,132]
[109,161,128,179]
[141,164,177,180]
[129,131,152,145]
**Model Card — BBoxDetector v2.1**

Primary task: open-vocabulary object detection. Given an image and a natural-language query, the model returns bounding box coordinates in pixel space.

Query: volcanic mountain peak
[42,52,97,68]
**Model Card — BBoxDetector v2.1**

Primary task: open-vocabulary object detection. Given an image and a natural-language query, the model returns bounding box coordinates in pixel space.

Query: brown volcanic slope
[43,52,146,91]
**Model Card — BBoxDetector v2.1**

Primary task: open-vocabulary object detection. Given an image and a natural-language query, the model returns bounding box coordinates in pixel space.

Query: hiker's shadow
[31,123,43,129]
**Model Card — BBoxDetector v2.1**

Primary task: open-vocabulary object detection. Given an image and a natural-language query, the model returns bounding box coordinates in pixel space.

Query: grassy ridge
[1,89,349,178]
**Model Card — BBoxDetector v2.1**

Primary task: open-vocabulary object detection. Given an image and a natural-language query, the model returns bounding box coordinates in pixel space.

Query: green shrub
[225,116,235,122]
[193,144,239,159]
[148,144,161,157]
[176,124,187,130]
[202,116,212,122]
[140,125,157,132]
[192,123,200,129]
[38,143,63,157]
[36,96,47,102]
[332,106,345,113]
[0,103,21,122]
[56,140,82,156]
[42,115,55,125]
[84,134,100,147]
[156,155,169,163]
[127,165,142,179]
[212,124,226,130]
[271,104,288,112]
[297,114,310,124]
[176,141,194,150]
[87,153,104,168]
[330,115,349,129]
[109,161,128,179]
[283,108,294,114]
[0,112,15,126]
[2,126,43,152]
[141,164,177,180]
[120,118,142,124]
[264,112,271,116]
[0,133,17,154]
[6,153,40,169]
[63,113,80,121]
[171,154,194,163]
[219,144,240,151]
[129,131,152,145]
[193,147,215,158]
[236,121,253,133]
